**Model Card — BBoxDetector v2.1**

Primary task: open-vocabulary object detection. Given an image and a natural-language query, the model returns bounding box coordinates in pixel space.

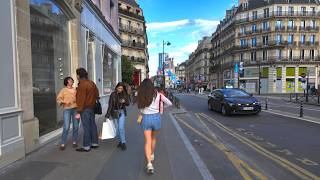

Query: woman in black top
[105,82,130,150]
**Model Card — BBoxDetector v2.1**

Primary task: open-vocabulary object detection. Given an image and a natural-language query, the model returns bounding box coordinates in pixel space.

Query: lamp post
[162,40,171,89]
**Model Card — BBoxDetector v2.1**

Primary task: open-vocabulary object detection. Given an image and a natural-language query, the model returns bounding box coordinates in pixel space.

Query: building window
[252,37,257,46]
[276,34,282,44]
[240,53,244,62]
[311,20,316,29]
[263,35,268,45]
[276,20,282,30]
[263,50,268,61]
[300,20,306,29]
[301,7,306,16]
[310,35,315,44]
[300,49,305,60]
[262,21,269,31]
[288,34,294,44]
[288,49,293,60]
[240,26,245,34]
[240,39,247,47]
[251,51,257,62]
[311,7,316,15]
[310,49,315,60]
[252,11,258,20]
[288,20,294,29]
[300,35,305,44]
[289,6,294,16]
[276,49,282,60]
[30,0,69,136]
[252,24,257,32]
[277,6,282,16]
[264,8,269,18]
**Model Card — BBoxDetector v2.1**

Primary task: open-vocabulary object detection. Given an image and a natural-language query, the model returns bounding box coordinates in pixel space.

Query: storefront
[80,0,122,111]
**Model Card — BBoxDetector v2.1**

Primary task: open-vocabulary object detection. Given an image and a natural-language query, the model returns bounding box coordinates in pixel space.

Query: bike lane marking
[169,113,214,180]
[199,113,320,180]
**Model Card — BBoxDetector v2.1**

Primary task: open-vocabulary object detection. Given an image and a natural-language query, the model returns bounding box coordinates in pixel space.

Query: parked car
[208,88,261,115]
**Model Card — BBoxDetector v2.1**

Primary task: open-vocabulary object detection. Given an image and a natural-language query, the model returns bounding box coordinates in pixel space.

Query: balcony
[275,26,286,32]
[119,8,145,21]
[236,11,320,24]
[122,40,146,49]
[287,26,297,31]
[125,56,146,64]
[119,24,144,35]
[306,26,320,31]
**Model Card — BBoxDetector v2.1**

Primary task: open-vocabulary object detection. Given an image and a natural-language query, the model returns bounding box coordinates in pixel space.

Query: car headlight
[253,101,260,105]
[227,102,235,106]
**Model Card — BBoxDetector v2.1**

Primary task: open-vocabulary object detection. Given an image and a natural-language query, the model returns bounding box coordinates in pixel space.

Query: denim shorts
[141,113,161,131]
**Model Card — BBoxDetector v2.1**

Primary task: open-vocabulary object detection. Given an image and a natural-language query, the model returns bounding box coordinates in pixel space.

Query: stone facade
[0,0,121,168]
[186,36,212,90]
[211,0,320,94]
[118,0,149,85]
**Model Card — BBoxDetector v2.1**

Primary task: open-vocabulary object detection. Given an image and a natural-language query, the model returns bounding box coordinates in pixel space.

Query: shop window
[299,67,307,76]
[30,0,69,136]
[103,47,116,94]
[277,67,282,79]
[262,67,269,78]
[286,67,295,76]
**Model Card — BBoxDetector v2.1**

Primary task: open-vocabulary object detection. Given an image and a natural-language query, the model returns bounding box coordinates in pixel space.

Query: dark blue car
[208,88,261,115]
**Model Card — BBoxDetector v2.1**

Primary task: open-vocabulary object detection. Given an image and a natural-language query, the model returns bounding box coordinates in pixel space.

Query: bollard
[318,96,320,104]
[295,93,298,102]
[290,93,292,102]
[265,98,268,110]
[300,101,303,117]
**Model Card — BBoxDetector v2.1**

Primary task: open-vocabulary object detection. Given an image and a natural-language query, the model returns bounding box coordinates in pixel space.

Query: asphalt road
[174,93,320,180]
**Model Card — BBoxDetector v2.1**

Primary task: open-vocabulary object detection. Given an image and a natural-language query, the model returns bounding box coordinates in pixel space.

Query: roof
[119,0,139,7]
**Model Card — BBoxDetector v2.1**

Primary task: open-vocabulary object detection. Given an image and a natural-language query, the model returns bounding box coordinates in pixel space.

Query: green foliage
[121,56,135,85]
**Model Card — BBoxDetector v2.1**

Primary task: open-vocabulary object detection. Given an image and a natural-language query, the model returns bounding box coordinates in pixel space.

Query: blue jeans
[114,110,126,143]
[61,108,79,145]
[80,108,99,150]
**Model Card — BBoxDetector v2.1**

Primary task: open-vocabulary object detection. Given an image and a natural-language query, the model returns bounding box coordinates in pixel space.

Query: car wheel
[221,105,228,116]
[208,101,212,110]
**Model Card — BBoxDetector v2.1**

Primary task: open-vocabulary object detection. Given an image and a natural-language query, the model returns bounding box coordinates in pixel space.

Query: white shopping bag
[101,118,117,140]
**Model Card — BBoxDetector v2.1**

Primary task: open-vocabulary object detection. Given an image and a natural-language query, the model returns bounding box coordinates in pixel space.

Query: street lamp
[162,40,171,89]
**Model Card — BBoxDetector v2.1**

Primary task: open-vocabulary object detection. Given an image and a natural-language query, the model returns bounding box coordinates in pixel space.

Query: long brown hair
[137,79,157,109]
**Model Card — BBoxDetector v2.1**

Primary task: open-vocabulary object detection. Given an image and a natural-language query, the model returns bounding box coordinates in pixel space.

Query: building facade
[186,36,212,90]
[0,0,121,168]
[211,0,320,94]
[118,0,149,86]
[175,62,186,88]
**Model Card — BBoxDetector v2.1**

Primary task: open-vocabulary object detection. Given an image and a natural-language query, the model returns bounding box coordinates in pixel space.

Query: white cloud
[191,19,219,40]
[146,19,190,31]
[148,43,158,49]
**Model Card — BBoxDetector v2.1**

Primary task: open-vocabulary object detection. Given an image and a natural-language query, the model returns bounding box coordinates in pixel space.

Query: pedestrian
[105,82,130,150]
[137,79,172,174]
[75,68,100,152]
[56,77,79,150]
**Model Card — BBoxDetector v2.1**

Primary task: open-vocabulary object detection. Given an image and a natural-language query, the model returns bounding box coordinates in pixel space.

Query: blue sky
[137,0,238,76]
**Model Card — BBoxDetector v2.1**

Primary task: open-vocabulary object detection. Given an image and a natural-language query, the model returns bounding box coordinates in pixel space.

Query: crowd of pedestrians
[56,68,172,174]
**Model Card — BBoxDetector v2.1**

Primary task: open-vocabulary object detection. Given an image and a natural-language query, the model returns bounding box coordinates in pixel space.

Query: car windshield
[223,89,250,98]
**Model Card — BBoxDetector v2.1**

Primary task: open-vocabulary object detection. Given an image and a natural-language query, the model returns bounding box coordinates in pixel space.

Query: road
[173,93,320,180]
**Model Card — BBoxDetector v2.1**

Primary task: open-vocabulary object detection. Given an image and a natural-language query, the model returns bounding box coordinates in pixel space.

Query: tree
[121,56,135,85]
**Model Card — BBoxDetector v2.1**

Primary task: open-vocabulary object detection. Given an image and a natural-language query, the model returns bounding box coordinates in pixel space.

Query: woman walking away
[137,79,172,174]
[105,82,130,150]
[56,77,79,150]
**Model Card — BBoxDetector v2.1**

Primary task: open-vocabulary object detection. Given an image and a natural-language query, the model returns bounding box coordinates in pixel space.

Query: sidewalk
[0,106,203,180]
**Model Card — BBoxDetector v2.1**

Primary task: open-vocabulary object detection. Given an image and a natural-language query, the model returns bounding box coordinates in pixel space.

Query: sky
[137,0,238,76]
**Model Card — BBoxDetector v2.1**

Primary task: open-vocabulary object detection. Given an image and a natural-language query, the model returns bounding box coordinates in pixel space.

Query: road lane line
[199,113,320,180]
[262,109,320,125]
[169,113,214,180]
[193,113,268,180]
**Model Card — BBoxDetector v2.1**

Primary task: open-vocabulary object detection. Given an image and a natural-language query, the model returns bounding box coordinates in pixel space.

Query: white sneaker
[147,163,154,174]
[151,154,155,162]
